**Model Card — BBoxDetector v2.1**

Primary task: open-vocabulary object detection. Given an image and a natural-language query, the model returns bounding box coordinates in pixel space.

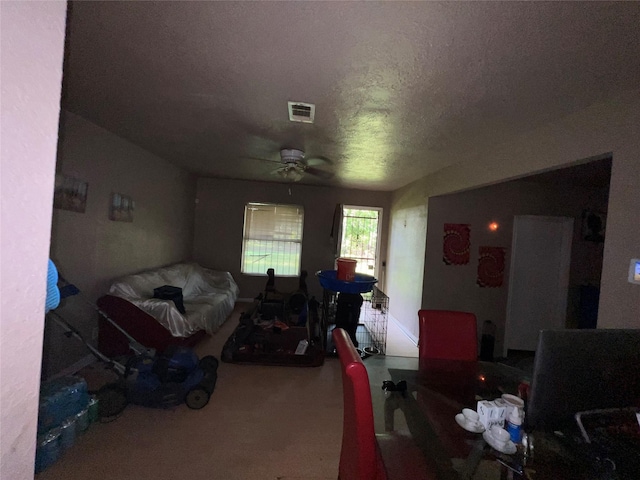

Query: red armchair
[418,309,478,362]
[332,327,435,480]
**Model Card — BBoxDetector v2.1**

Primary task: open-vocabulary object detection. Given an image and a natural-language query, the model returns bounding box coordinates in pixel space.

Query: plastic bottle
[506,407,522,443]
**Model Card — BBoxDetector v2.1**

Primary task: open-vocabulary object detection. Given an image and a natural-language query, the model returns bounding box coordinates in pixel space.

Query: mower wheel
[199,355,219,372]
[186,386,210,410]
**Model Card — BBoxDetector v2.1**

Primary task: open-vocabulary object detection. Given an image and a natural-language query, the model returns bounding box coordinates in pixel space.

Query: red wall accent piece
[443,223,471,265]
[477,246,506,287]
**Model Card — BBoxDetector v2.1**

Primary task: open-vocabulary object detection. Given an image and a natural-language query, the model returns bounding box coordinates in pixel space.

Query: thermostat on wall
[628,259,640,284]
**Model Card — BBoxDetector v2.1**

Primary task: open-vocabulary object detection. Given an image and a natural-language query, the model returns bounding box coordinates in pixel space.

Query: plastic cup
[490,425,510,447]
[462,408,480,426]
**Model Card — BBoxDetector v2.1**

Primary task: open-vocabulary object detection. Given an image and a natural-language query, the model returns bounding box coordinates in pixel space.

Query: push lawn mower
[47,274,219,413]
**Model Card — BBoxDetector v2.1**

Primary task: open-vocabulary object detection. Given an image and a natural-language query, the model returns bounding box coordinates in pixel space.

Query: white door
[504,215,574,354]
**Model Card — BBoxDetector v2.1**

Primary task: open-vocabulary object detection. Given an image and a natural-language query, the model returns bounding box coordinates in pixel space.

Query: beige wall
[388,89,640,340]
[422,178,609,355]
[193,178,391,300]
[45,112,197,377]
[0,2,67,478]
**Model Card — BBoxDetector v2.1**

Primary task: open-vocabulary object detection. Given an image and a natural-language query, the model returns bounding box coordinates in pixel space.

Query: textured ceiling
[62,1,640,191]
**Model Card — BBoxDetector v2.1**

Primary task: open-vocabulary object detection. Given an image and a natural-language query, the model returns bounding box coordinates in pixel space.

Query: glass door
[338,206,382,279]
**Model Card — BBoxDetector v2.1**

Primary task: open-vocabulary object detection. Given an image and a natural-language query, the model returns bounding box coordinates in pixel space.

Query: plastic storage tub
[316,270,377,294]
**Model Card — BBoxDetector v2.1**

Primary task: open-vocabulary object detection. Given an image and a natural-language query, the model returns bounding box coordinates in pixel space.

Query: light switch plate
[628,258,640,284]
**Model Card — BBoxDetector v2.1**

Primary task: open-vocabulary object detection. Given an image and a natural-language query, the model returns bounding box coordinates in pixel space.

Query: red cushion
[418,310,478,362]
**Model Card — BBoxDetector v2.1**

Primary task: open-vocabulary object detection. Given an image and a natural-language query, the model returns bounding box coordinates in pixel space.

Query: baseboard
[49,354,95,381]
[388,314,419,346]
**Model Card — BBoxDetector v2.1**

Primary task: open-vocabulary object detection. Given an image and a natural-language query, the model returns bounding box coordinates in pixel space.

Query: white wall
[0,2,67,478]
[46,112,197,377]
[388,89,640,340]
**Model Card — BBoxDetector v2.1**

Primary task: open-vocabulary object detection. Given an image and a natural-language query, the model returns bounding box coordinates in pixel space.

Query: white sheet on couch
[108,262,239,337]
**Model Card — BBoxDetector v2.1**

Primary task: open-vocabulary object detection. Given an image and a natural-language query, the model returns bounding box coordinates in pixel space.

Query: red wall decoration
[477,246,506,287]
[443,223,471,265]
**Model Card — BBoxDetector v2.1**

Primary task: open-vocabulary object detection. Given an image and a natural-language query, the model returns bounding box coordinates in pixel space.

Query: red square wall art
[477,246,506,287]
[443,223,471,265]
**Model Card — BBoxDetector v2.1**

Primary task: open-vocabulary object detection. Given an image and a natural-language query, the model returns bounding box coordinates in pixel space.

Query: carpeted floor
[36,302,343,480]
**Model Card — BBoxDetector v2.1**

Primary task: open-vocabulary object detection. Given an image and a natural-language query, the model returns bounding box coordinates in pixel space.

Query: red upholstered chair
[418,309,478,362]
[332,328,435,480]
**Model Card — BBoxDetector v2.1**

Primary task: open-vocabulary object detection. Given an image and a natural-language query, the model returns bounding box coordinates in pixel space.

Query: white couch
[107,262,239,337]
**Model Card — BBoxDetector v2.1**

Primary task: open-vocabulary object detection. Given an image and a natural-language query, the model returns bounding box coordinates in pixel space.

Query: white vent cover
[288,101,315,123]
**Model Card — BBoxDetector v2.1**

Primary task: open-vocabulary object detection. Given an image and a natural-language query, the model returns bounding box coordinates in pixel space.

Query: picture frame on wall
[109,192,134,222]
[443,223,471,265]
[582,210,606,242]
[53,174,88,213]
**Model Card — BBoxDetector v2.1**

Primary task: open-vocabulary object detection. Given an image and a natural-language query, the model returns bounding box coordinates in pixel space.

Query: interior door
[504,215,574,354]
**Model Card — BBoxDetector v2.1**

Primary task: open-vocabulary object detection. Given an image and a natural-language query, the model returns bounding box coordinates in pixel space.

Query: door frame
[338,205,383,281]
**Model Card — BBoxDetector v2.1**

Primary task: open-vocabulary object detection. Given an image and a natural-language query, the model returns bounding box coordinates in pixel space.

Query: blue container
[38,376,89,434]
[35,429,61,473]
[59,418,76,451]
[87,396,99,424]
[75,409,89,433]
[316,270,378,294]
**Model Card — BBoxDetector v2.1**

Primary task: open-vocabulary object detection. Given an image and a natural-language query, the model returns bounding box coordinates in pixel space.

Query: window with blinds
[241,203,304,276]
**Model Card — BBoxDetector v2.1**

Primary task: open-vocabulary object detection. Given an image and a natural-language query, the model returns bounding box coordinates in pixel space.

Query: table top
[363,355,608,480]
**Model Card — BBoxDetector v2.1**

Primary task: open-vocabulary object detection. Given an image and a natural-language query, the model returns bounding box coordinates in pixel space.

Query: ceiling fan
[255,148,333,182]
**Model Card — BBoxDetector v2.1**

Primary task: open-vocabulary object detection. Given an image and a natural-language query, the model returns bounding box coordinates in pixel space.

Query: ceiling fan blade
[305,166,334,180]
[305,156,332,167]
[243,156,282,165]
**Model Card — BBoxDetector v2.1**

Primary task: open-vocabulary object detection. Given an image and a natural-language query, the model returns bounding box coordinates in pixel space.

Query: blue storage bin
[316,270,378,294]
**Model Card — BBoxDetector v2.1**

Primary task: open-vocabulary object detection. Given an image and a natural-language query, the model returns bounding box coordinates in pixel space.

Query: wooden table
[363,355,601,480]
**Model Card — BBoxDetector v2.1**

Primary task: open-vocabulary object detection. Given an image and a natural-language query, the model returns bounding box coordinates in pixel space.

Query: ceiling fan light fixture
[278,165,304,182]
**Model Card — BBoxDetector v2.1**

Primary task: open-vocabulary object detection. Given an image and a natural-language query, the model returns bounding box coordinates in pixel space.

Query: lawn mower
[47,274,219,414]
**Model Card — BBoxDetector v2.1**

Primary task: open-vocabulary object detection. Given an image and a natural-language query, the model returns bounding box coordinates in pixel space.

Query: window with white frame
[241,203,304,276]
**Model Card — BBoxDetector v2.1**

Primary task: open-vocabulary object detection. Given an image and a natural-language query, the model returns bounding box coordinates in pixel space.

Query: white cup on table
[490,425,511,448]
[462,408,480,426]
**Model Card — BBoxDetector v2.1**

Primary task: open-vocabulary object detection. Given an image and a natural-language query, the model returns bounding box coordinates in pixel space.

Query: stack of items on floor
[221,269,325,367]
[35,376,98,473]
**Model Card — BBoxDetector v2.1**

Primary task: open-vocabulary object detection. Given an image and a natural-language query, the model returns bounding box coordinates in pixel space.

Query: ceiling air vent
[288,101,315,123]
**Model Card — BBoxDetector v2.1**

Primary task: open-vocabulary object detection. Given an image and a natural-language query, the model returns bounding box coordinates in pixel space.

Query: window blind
[241,203,304,276]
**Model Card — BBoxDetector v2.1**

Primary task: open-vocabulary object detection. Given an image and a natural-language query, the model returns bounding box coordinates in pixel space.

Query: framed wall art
[443,223,471,265]
[109,193,134,222]
[477,246,506,288]
[53,174,88,213]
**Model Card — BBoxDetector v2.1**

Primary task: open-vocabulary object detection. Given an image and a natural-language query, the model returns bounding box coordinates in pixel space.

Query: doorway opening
[338,206,382,279]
